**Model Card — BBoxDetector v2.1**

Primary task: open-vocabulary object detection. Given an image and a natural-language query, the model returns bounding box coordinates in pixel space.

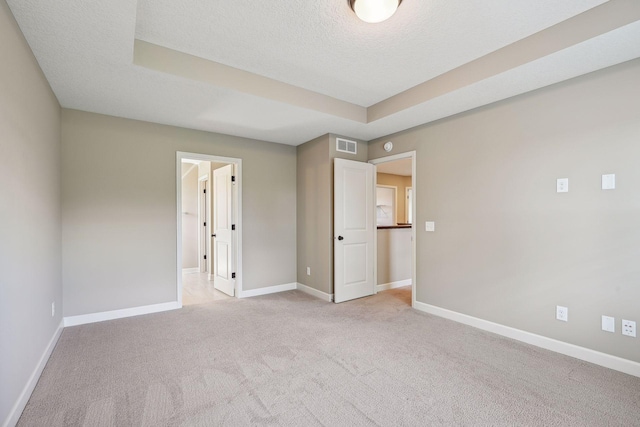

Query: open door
[334,158,376,303]
[213,164,235,296]
[199,178,208,273]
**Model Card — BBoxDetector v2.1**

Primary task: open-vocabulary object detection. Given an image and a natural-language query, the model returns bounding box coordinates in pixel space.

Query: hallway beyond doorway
[182,272,231,306]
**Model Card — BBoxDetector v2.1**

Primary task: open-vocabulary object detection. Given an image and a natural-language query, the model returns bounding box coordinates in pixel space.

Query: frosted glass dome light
[349,0,402,23]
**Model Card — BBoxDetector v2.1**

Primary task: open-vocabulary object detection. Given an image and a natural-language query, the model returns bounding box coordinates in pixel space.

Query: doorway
[333,151,416,307]
[176,152,243,306]
[372,153,416,307]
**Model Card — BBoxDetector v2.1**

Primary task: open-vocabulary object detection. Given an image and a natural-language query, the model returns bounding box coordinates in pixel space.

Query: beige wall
[377,228,412,286]
[377,173,412,224]
[329,134,369,162]
[197,161,210,180]
[297,134,369,295]
[0,1,62,424]
[369,59,640,363]
[62,110,297,316]
[297,135,332,293]
[181,164,199,268]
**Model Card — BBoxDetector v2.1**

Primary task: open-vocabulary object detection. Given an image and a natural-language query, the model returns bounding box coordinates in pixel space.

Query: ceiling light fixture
[349,0,402,24]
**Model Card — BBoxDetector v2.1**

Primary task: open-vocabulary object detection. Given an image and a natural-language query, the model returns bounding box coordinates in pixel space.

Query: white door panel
[334,158,375,303]
[213,164,235,296]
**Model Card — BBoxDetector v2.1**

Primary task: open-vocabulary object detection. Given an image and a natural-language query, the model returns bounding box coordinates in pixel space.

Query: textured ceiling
[6,0,640,146]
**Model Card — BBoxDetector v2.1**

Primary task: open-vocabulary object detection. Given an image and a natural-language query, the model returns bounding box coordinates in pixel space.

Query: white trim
[177,152,243,303]
[376,279,412,292]
[239,282,297,298]
[182,267,199,274]
[296,283,334,302]
[198,176,208,274]
[369,151,416,307]
[413,301,640,378]
[63,302,180,327]
[234,162,243,297]
[4,320,63,427]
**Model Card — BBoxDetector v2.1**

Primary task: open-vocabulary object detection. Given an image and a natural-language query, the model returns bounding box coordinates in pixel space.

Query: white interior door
[213,164,234,296]
[334,158,376,303]
[199,178,208,273]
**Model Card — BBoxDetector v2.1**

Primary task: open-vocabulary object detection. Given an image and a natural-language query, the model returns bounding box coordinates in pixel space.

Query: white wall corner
[376,279,412,293]
[4,320,63,427]
[239,282,297,298]
[413,301,640,378]
[63,301,181,327]
[296,283,334,302]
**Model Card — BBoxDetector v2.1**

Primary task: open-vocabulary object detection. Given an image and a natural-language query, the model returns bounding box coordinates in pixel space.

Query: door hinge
[232,224,236,230]
[203,222,206,227]
[232,272,236,279]
[203,188,206,194]
[204,255,207,260]
[231,176,236,182]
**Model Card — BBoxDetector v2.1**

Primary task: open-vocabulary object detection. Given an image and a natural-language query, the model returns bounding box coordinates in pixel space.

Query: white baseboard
[413,301,640,378]
[182,268,199,274]
[4,320,63,427]
[296,283,333,302]
[376,279,412,292]
[63,301,181,327]
[239,282,297,298]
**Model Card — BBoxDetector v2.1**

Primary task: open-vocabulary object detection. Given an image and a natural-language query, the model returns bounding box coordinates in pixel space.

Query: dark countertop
[377,225,412,229]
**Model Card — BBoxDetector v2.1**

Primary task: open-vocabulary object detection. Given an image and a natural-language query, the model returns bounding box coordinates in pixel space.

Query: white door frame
[176,152,243,307]
[198,174,209,273]
[369,151,417,308]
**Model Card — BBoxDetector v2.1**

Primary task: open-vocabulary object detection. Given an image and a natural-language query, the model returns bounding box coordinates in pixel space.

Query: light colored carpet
[18,288,640,426]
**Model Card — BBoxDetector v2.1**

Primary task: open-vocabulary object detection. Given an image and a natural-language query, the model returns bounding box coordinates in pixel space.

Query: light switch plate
[557,178,569,193]
[425,221,435,232]
[602,174,615,190]
[602,315,615,333]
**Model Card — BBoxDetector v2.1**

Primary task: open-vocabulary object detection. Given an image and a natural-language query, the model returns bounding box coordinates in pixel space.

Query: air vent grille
[336,138,357,154]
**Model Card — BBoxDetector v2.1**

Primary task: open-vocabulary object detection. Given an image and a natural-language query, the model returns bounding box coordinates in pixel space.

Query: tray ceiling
[7,0,640,145]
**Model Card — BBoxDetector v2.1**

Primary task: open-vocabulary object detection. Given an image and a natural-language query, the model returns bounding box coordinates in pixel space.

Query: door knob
[337,236,344,241]
[212,234,216,237]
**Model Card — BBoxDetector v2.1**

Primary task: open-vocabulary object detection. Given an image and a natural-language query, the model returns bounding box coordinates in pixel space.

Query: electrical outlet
[556,306,568,322]
[622,319,636,337]
[557,178,569,193]
[51,302,55,317]
[602,315,615,333]
[306,267,311,276]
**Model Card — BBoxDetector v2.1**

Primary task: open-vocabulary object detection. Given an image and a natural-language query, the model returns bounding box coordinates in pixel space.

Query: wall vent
[336,138,357,155]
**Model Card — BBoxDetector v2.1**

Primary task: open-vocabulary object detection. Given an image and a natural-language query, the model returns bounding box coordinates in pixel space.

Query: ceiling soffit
[134,0,640,125]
